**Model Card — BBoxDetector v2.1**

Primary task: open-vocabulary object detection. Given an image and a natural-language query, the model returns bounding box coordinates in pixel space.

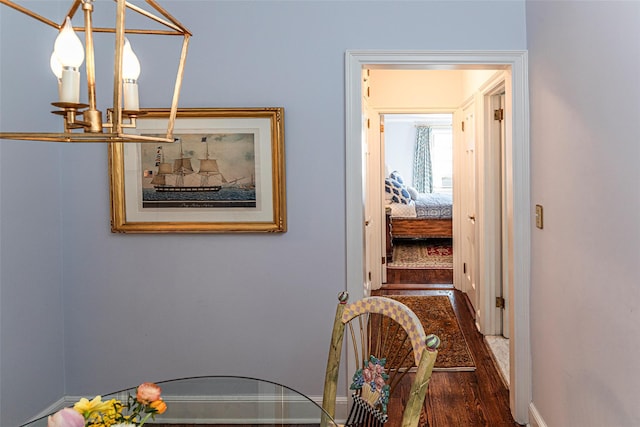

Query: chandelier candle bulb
[49,52,63,102]
[60,67,80,103]
[123,80,139,111]
[122,38,141,111]
[53,17,84,104]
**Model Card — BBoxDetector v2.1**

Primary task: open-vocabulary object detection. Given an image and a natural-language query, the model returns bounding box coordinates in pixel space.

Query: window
[384,113,452,194]
[430,126,453,193]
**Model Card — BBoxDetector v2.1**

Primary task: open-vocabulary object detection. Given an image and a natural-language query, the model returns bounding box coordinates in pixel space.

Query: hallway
[371,287,521,426]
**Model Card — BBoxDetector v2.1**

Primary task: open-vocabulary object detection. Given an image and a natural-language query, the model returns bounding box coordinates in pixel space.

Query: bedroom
[383,113,453,285]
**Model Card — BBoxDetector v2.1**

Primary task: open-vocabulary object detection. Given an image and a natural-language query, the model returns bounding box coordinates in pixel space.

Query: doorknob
[365,220,370,226]
[468,215,475,221]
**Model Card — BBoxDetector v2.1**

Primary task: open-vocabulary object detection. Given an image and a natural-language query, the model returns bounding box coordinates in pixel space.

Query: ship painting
[141,133,257,209]
[151,137,226,193]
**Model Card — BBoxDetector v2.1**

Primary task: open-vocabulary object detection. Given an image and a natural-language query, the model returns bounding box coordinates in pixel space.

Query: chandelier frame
[0,0,191,143]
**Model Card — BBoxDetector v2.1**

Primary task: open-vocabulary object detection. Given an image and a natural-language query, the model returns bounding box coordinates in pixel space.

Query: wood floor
[385,267,453,284]
[372,286,522,427]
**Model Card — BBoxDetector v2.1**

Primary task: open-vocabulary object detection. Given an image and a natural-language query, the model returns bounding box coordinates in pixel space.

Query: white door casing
[344,50,531,424]
[376,110,455,287]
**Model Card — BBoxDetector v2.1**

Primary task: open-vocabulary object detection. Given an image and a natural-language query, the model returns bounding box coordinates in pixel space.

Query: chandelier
[0,0,191,143]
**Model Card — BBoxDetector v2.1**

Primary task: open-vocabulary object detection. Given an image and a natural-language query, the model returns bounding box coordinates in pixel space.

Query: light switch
[535,205,543,229]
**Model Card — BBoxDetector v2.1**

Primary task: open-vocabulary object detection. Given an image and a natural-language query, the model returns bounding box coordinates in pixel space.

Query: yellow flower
[74,396,121,421]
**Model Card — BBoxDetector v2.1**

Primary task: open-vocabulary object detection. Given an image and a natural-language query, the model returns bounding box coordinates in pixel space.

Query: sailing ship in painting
[151,137,226,193]
[142,134,257,208]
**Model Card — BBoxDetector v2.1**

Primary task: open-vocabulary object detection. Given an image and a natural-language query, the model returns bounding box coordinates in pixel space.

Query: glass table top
[21,375,336,426]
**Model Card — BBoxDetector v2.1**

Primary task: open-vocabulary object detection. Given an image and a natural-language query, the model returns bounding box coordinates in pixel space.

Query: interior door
[363,102,373,294]
[362,69,384,293]
[379,114,387,284]
[499,93,510,338]
[461,104,478,317]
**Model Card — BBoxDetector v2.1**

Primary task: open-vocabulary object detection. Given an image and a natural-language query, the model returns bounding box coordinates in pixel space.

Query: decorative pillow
[384,178,394,199]
[385,178,412,205]
[384,187,393,201]
[407,186,419,200]
[389,170,404,185]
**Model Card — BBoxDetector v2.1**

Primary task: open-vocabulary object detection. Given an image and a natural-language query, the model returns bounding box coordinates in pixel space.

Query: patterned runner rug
[388,239,453,269]
[385,295,475,371]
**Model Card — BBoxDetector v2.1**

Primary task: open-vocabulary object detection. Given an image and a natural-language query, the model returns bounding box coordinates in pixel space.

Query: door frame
[344,50,531,424]
[371,109,454,290]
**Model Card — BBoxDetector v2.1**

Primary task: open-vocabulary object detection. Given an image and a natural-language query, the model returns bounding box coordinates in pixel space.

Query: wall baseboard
[25,394,348,425]
[529,402,548,427]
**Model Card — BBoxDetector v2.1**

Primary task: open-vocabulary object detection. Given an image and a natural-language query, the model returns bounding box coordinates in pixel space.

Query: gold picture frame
[109,107,286,233]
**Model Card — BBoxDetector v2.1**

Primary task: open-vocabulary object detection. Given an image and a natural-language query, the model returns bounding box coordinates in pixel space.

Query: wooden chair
[321,292,439,427]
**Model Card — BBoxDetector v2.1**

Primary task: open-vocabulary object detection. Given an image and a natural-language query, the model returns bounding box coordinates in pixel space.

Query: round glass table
[21,376,336,426]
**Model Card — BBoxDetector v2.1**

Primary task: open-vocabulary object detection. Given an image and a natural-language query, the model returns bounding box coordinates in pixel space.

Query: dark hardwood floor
[385,267,453,284]
[373,285,521,427]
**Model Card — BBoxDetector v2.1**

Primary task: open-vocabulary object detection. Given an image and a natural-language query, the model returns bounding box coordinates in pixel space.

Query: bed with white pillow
[384,171,453,240]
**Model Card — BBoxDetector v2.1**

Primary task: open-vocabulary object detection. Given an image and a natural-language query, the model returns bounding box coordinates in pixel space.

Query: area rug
[388,239,453,269]
[384,295,475,371]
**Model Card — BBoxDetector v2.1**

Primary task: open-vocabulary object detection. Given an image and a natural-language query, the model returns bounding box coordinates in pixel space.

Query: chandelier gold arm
[82,0,103,133]
[0,0,60,27]
[64,0,82,23]
[125,0,191,35]
[111,0,125,136]
[166,34,191,139]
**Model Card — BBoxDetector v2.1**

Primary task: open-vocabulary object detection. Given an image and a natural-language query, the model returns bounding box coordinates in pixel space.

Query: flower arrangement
[47,382,167,427]
[350,355,390,413]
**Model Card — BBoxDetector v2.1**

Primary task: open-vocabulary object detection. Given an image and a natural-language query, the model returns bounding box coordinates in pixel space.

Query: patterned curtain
[413,126,433,193]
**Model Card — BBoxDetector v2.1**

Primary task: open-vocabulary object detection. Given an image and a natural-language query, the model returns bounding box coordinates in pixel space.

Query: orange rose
[136,382,162,404]
[149,399,167,414]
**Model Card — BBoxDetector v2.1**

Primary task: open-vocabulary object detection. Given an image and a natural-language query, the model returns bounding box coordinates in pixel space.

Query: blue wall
[0,1,526,425]
[0,2,66,424]
[527,1,640,426]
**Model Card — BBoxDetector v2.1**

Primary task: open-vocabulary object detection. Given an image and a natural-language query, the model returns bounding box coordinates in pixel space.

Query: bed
[385,191,453,261]
[387,192,453,238]
[383,171,453,260]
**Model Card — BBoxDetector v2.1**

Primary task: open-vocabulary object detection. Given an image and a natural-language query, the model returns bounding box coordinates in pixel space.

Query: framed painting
[109,107,286,233]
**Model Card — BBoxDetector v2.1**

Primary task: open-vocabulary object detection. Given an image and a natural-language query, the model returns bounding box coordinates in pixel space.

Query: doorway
[382,113,454,286]
[372,70,508,381]
[344,50,531,425]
